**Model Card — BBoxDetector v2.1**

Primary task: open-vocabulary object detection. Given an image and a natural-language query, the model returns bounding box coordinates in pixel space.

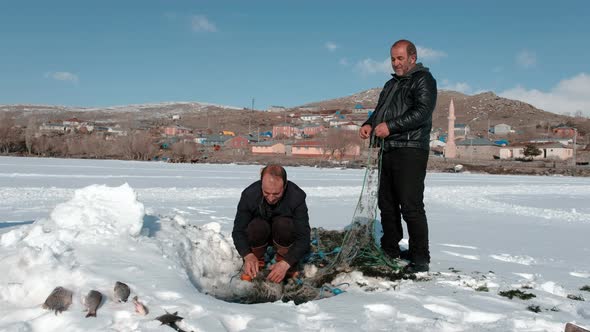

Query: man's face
[262,175,285,205]
[391,44,416,76]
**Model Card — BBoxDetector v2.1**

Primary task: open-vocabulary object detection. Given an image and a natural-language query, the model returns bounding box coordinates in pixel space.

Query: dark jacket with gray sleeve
[232,180,310,266]
[363,64,437,151]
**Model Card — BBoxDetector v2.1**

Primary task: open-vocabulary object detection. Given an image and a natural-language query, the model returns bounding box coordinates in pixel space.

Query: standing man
[232,164,310,283]
[359,39,437,273]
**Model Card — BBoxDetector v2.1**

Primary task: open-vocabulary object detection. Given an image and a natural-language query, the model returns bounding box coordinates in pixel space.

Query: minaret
[444,99,457,158]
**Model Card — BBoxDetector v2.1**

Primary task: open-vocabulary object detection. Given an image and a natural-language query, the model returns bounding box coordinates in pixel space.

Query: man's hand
[359,124,372,139]
[243,253,260,278]
[267,260,290,283]
[374,122,390,138]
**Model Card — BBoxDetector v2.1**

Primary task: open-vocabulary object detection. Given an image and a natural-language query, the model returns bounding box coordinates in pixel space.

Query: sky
[1,0,589,115]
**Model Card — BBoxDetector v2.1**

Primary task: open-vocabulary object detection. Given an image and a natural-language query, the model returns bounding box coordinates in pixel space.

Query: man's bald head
[260,164,287,205]
[390,39,417,76]
[391,39,417,61]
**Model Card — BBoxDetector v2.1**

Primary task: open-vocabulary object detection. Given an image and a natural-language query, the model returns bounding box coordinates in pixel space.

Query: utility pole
[573,128,578,167]
[251,98,256,135]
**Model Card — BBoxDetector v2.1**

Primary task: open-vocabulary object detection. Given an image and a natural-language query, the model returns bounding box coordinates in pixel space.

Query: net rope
[305,137,402,288]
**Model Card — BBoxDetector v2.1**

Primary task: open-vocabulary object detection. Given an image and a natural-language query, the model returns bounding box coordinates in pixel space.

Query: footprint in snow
[490,254,536,265]
[442,251,480,260]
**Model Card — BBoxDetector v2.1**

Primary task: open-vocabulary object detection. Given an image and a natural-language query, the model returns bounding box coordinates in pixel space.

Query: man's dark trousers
[378,147,430,264]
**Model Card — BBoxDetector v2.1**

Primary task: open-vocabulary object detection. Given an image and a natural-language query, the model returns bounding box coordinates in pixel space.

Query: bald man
[232,164,310,283]
[359,39,437,273]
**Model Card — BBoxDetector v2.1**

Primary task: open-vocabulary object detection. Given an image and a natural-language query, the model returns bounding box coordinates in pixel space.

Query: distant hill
[0,102,243,120]
[1,89,587,138]
[300,89,579,136]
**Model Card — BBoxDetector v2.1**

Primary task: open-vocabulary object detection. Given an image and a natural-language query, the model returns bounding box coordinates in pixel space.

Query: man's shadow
[0,220,34,229]
[142,215,162,237]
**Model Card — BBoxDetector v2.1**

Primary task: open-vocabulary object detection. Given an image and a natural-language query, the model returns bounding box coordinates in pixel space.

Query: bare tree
[323,128,361,159]
[0,112,17,153]
[24,117,38,155]
[119,130,158,160]
[171,141,201,162]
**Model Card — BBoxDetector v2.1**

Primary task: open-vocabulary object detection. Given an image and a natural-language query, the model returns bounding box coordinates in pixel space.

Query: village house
[273,124,300,138]
[291,140,360,158]
[300,124,325,137]
[352,103,375,114]
[454,123,470,138]
[491,123,512,135]
[553,125,577,138]
[193,136,207,145]
[251,141,286,154]
[164,125,192,136]
[63,117,83,127]
[225,136,249,149]
[456,138,499,160]
[291,141,325,157]
[300,114,322,122]
[528,137,571,145]
[329,119,350,127]
[499,142,573,160]
[337,122,361,131]
[202,135,233,146]
[39,123,67,133]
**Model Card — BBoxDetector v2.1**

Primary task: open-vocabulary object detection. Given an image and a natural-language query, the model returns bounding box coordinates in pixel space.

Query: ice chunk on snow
[49,183,144,239]
[220,314,253,332]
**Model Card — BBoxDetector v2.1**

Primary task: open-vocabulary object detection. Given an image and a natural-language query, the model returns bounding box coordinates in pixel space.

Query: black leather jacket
[363,64,437,151]
[232,180,310,266]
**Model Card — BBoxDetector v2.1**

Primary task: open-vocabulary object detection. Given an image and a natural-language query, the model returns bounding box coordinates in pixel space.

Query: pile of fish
[41,281,191,330]
[42,281,148,318]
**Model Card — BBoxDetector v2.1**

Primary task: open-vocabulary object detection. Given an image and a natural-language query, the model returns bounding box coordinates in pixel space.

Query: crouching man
[232,164,310,283]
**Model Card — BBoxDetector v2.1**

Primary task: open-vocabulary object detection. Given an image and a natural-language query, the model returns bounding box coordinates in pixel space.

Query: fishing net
[303,141,405,290]
[233,140,407,304]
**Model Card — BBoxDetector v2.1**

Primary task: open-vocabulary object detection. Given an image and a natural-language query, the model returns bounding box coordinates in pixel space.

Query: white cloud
[191,15,217,32]
[499,73,590,116]
[325,41,338,52]
[45,71,79,84]
[355,58,390,75]
[516,50,536,68]
[416,46,447,61]
[440,79,472,94]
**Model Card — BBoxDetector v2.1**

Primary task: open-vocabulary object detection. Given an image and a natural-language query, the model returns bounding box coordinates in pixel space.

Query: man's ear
[410,55,417,65]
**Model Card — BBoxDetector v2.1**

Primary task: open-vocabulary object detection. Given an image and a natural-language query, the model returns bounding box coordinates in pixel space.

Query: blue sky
[1,0,589,115]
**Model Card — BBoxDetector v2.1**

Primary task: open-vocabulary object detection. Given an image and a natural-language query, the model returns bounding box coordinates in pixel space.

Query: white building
[499,143,573,160]
[492,123,511,135]
[300,115,322,122]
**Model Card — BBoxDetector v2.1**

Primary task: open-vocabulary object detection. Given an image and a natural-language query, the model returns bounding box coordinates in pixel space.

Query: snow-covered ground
[0,156,589,331]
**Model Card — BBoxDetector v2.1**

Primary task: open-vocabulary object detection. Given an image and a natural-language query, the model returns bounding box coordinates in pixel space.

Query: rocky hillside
[301,89,585,136]
[2,89,588,137]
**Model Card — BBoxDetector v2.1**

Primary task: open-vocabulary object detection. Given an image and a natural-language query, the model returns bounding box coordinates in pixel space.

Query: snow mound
[2,184,145,248]
[48,183,145,240]
[181,222,243,299]
[51,184,145,237]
